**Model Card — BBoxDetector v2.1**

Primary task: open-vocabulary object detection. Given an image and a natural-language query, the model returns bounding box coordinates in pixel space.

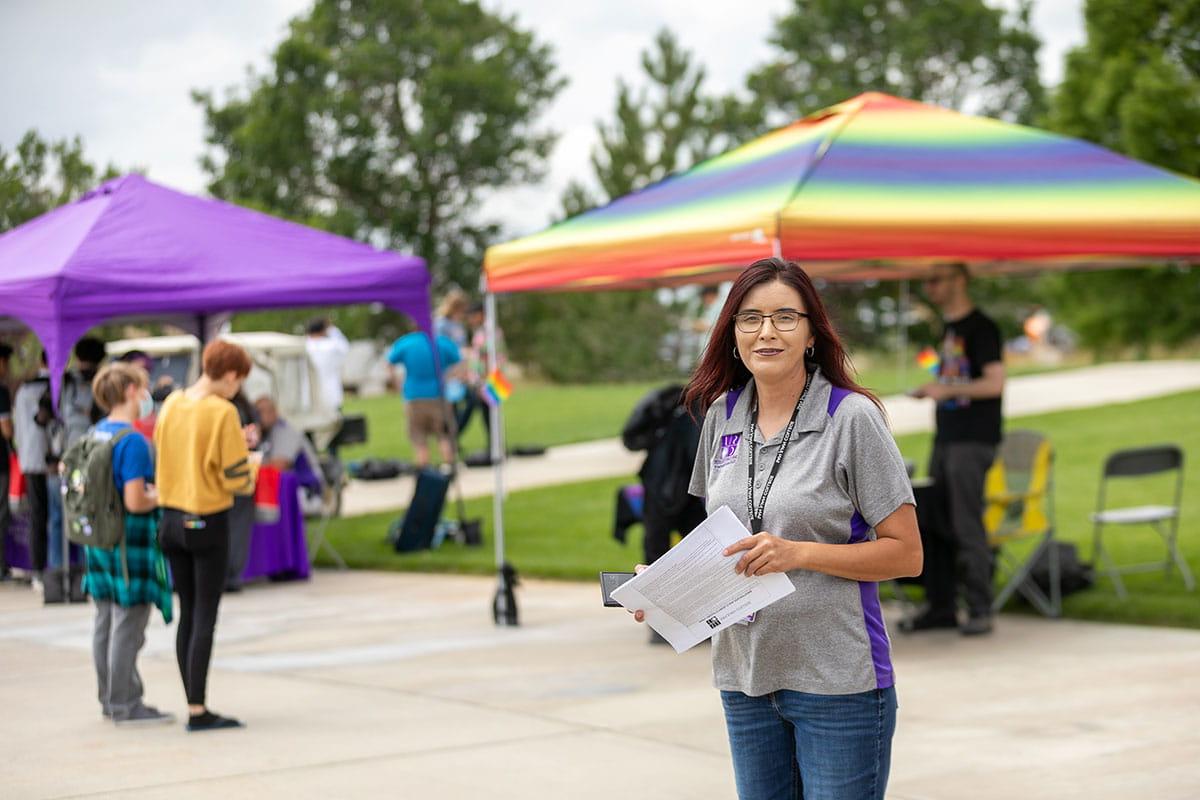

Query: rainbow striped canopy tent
[484,92,1200,292]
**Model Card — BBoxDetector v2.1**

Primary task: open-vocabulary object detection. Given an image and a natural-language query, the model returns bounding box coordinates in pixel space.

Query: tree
[503,29,731,382]
[744,0,1045,127]
[195,0,564,292]
[0,131,124,367]
[0,130,120,233]
[556,29,738,216]
[590,29,733,201]
[725,1,1048,356]
[1043,0,1200,355]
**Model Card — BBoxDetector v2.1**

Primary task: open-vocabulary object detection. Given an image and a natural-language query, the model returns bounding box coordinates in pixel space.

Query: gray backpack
[62,428,133,577]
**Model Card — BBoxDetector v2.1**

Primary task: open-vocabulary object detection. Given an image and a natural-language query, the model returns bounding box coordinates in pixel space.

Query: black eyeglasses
[734,310,809,333]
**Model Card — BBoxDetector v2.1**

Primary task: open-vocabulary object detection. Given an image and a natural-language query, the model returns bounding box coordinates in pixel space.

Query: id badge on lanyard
[739,375,812,625]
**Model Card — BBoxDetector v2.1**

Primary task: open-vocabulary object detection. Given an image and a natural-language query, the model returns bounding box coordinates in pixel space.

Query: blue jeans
[720,687,897,800]
[46,474,65,569]
[44,474,83,570]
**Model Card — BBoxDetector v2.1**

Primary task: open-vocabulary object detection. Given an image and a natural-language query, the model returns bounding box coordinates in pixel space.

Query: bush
[499,290,681,382]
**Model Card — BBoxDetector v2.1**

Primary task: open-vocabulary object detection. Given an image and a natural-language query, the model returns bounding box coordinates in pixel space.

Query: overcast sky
[0,0,1085,238]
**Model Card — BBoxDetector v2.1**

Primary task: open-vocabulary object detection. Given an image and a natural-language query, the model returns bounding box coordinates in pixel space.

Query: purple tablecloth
[245,471,310,582]
[3,474,310,582]
[3,509,33,570]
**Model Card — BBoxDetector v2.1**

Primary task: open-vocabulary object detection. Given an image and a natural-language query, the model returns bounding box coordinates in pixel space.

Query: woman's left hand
[725,533,805,576]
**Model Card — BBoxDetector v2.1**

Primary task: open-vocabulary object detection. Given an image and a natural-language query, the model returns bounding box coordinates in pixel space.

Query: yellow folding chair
[984,429,1060,617]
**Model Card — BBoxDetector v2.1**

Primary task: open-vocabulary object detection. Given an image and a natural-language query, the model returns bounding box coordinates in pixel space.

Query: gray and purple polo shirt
[688,368,915,697]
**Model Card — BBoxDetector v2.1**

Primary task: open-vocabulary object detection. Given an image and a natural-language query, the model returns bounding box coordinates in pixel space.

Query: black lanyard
[746,374,811,532]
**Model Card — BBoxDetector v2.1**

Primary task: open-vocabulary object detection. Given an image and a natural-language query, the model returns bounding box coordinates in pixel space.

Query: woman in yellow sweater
[154,340,260,732]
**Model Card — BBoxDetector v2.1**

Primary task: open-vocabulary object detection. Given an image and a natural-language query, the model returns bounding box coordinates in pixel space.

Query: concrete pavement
[1,571,1198,799]
[343,360,1200,516]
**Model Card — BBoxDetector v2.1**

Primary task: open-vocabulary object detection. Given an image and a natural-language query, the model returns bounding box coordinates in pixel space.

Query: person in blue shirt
[387,330,461,469]
[84,362,174,725]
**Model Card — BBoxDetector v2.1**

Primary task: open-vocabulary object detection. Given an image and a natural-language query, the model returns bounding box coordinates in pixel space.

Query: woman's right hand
[630,564,647,623]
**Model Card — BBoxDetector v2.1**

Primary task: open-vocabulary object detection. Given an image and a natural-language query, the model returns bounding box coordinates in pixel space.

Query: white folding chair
[1091,445,1190,599]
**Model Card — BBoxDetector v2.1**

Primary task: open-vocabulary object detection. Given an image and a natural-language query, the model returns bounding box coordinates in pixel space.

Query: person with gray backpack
[64,362,173,725]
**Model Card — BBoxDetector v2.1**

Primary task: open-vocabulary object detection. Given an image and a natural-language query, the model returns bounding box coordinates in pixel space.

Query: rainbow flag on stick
[916,347,940,375]
[483,369,512,407]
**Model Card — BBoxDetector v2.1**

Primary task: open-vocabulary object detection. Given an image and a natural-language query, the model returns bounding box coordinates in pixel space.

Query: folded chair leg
[1163,528,1195,591]
[308,515,348,570]
[1093,531,1127,600]
[320,539,348,570]
[995,537,1056,617]
[1048,536,1061,617]
[991,550,1023,612]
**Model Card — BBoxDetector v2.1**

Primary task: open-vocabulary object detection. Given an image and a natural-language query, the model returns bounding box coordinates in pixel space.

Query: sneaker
[898,609,958,634]
[959,615,994,636]
[186,710,244,732]
[114,704,175,726]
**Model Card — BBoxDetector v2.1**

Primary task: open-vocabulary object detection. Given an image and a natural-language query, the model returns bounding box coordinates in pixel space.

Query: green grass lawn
[339,381,662,463]
[338,354,1084,463]
[320,389,1200,629]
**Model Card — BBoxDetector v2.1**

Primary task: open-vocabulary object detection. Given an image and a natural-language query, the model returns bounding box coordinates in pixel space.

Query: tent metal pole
[485,290,517,625]
[485,292,505,563]
[897,280,909,389]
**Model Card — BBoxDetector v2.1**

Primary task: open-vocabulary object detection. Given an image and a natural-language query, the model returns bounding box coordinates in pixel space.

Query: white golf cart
[106,333,355,566]
[106,331,342,449]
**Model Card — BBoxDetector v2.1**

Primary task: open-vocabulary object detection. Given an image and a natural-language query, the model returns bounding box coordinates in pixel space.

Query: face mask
[138,392,154,420]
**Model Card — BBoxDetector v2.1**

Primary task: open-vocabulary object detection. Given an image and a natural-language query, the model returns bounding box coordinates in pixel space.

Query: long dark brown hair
[684,258,882,414]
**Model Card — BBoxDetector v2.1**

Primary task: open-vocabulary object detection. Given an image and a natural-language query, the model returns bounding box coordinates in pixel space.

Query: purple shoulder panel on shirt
[725,385,745,420]
[827,385,851,417]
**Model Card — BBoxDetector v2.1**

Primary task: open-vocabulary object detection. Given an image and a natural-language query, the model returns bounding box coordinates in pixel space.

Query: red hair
[202,340,253,380]
[684,258,882,414]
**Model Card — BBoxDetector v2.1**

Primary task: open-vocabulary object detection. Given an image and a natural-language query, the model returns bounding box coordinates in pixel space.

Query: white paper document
[610,505,795,653]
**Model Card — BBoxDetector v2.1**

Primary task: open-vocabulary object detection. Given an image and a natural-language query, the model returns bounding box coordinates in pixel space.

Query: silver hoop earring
[805,345,815,358]
[733,346,741,360]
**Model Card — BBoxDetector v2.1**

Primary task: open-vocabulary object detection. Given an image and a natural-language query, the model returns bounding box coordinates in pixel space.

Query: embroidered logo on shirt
[713,433,742,469]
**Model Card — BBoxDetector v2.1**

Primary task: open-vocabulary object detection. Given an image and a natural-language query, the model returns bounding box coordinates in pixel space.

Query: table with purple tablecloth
[3,510,34,570]
[245,470,310,582]
[3,472,309,583]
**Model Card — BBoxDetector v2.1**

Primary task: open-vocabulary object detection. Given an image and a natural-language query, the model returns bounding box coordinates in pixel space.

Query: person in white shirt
[13,353,54,578]
[305,318,349,412]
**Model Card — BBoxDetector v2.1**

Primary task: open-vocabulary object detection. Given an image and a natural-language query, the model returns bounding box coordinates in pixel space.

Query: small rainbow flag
[916,347,940,375]
[483,369,512,407]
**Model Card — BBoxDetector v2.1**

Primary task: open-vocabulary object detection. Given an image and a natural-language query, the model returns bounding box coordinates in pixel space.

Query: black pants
[455,390,491,442]
[643,498,708,565]
[24,473,49,572]
[160,508,229,706]
[225,494,255,588]
[0,468,9,572]
[924,441,996,618]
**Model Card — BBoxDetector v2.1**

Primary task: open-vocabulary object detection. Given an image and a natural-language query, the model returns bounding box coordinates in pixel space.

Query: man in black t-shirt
[0,344,13,578]
[905,263,1005,636]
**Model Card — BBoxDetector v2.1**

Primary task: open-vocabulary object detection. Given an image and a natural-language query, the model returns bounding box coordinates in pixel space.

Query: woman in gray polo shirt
[638,258,921,800]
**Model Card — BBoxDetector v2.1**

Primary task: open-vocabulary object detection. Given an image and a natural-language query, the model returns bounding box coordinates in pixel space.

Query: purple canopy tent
[0,174,431,399]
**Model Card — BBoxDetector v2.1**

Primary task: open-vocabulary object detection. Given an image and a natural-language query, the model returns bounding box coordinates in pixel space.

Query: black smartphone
[600,571,637,607]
